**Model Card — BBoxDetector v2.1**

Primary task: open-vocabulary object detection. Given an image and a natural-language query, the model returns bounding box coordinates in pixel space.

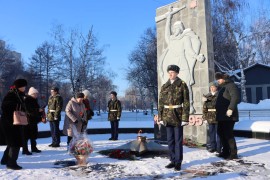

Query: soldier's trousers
[110,121,119,140]
[49,120,60,145]
[166,125,183,164]
[208,123,221,152]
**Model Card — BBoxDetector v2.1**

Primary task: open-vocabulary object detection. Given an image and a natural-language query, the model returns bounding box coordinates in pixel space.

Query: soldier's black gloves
[74,120,79,124]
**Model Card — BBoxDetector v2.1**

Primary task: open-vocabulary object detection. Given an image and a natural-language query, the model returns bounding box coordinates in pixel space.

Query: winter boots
[165,162,181,171]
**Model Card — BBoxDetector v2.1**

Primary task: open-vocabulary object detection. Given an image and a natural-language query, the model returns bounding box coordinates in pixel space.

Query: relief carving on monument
[156,5,205,114]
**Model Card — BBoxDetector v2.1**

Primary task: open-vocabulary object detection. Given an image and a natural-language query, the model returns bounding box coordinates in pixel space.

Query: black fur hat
[167,65,180,73]
[215,72,229,80]
[13,79,27,88]
[76,92,84,98]
[110,91,117,96]
[51,86,59,92]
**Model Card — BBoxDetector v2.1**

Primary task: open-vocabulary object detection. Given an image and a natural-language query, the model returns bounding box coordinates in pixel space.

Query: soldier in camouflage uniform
[155,64,190,171]
[107,91,122,141]
[47,87,63,147]
[202,82,221,153]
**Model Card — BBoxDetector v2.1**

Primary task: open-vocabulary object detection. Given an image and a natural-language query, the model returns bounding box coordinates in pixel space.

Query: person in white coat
[63,93,87,147]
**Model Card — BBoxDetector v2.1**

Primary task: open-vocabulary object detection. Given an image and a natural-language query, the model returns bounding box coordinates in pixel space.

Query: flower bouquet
[69,125,94,166]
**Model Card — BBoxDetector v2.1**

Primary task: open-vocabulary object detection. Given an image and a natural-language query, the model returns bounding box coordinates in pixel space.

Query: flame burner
[114,130,168,155]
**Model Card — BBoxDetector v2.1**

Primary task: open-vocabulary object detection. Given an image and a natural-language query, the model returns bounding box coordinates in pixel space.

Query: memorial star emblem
[190,0,197,9]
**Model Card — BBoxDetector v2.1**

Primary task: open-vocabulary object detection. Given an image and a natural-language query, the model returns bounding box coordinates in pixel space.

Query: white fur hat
[28,87,39,95]
[82,89,90,98]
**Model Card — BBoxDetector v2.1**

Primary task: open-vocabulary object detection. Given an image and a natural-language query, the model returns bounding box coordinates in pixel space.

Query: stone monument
[155,0,215,144]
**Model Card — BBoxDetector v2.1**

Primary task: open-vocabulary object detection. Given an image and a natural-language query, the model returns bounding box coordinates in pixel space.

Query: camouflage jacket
[107,99,122,121]
[202,92,218,124]
[158,77,190,126]
[47,94,63,121]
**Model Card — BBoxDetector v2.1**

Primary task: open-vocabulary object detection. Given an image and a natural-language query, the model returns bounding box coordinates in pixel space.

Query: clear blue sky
[0,0,175,96]
[0,0,269,96]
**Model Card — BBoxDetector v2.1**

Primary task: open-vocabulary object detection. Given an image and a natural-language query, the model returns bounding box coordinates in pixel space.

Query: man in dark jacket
[215,72,240,160]
[0,78,28,170]
[47,87,63,147]
[155,64,190,171]
[107,91,122,141]
[202,82,221,153]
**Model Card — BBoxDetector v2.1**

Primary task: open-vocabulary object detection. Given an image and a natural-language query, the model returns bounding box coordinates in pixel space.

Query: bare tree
[212,0,252,102]
[0,40,25,101]
[249,16,270,64]
[51,24,79,94]
[51,24,109,96]
[126,27,158,105]
[28,41,59,99]
[77,26,107,90]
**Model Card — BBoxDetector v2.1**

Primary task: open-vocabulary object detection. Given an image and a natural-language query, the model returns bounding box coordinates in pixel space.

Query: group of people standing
[203,72,239,161]
[0,78,122,170]
[0,79,43,170]
[155,64,240,171]
[0,66,238,171]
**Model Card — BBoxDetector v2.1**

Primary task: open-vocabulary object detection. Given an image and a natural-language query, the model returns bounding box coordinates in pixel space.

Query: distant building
[231,63,270,104]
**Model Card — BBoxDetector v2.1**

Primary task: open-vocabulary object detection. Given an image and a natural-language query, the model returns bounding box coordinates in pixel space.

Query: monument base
[154,115,207,145]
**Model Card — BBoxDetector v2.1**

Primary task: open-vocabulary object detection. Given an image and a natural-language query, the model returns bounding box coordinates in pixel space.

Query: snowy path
[0,134,270,179]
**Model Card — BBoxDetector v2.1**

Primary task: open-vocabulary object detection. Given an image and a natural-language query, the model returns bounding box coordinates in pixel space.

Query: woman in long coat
[63,93,87,146]
[0,79,28,170]
[23,87,43,154]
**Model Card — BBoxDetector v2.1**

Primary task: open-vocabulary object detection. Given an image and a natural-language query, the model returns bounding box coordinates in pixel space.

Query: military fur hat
[13,79,27,88]
[209,81,218,87]
[110,91,117,96]
[51,86,59,92]
[167,65,180,73]
[215,72,229,80]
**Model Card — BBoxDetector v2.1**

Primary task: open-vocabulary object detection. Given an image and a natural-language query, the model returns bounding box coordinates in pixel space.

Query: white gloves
[181,122,189,126]
[202,97,208,102]
[117,117,120,120]
[158,121,164,125]
[226,109,233,117]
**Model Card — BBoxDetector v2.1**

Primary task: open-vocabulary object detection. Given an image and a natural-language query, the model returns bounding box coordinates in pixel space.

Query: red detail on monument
[190,0,197,9]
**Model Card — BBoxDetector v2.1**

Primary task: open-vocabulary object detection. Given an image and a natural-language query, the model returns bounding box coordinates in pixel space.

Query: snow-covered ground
[0,134,269,179]
[0,100,270,179]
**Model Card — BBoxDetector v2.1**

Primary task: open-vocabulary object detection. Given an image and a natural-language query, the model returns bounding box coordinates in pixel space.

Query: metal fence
[239,109,270,120]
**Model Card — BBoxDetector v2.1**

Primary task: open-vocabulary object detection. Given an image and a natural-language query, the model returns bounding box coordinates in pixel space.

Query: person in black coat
[0,79,28,170]
[215,72,240,160]
[23,87,43,155]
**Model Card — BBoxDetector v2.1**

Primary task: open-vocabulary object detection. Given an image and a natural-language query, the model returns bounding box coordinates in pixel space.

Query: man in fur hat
[215,72,240,160]
[107,91,122,141]
[154,64,190,171]
[47,86,63,147]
